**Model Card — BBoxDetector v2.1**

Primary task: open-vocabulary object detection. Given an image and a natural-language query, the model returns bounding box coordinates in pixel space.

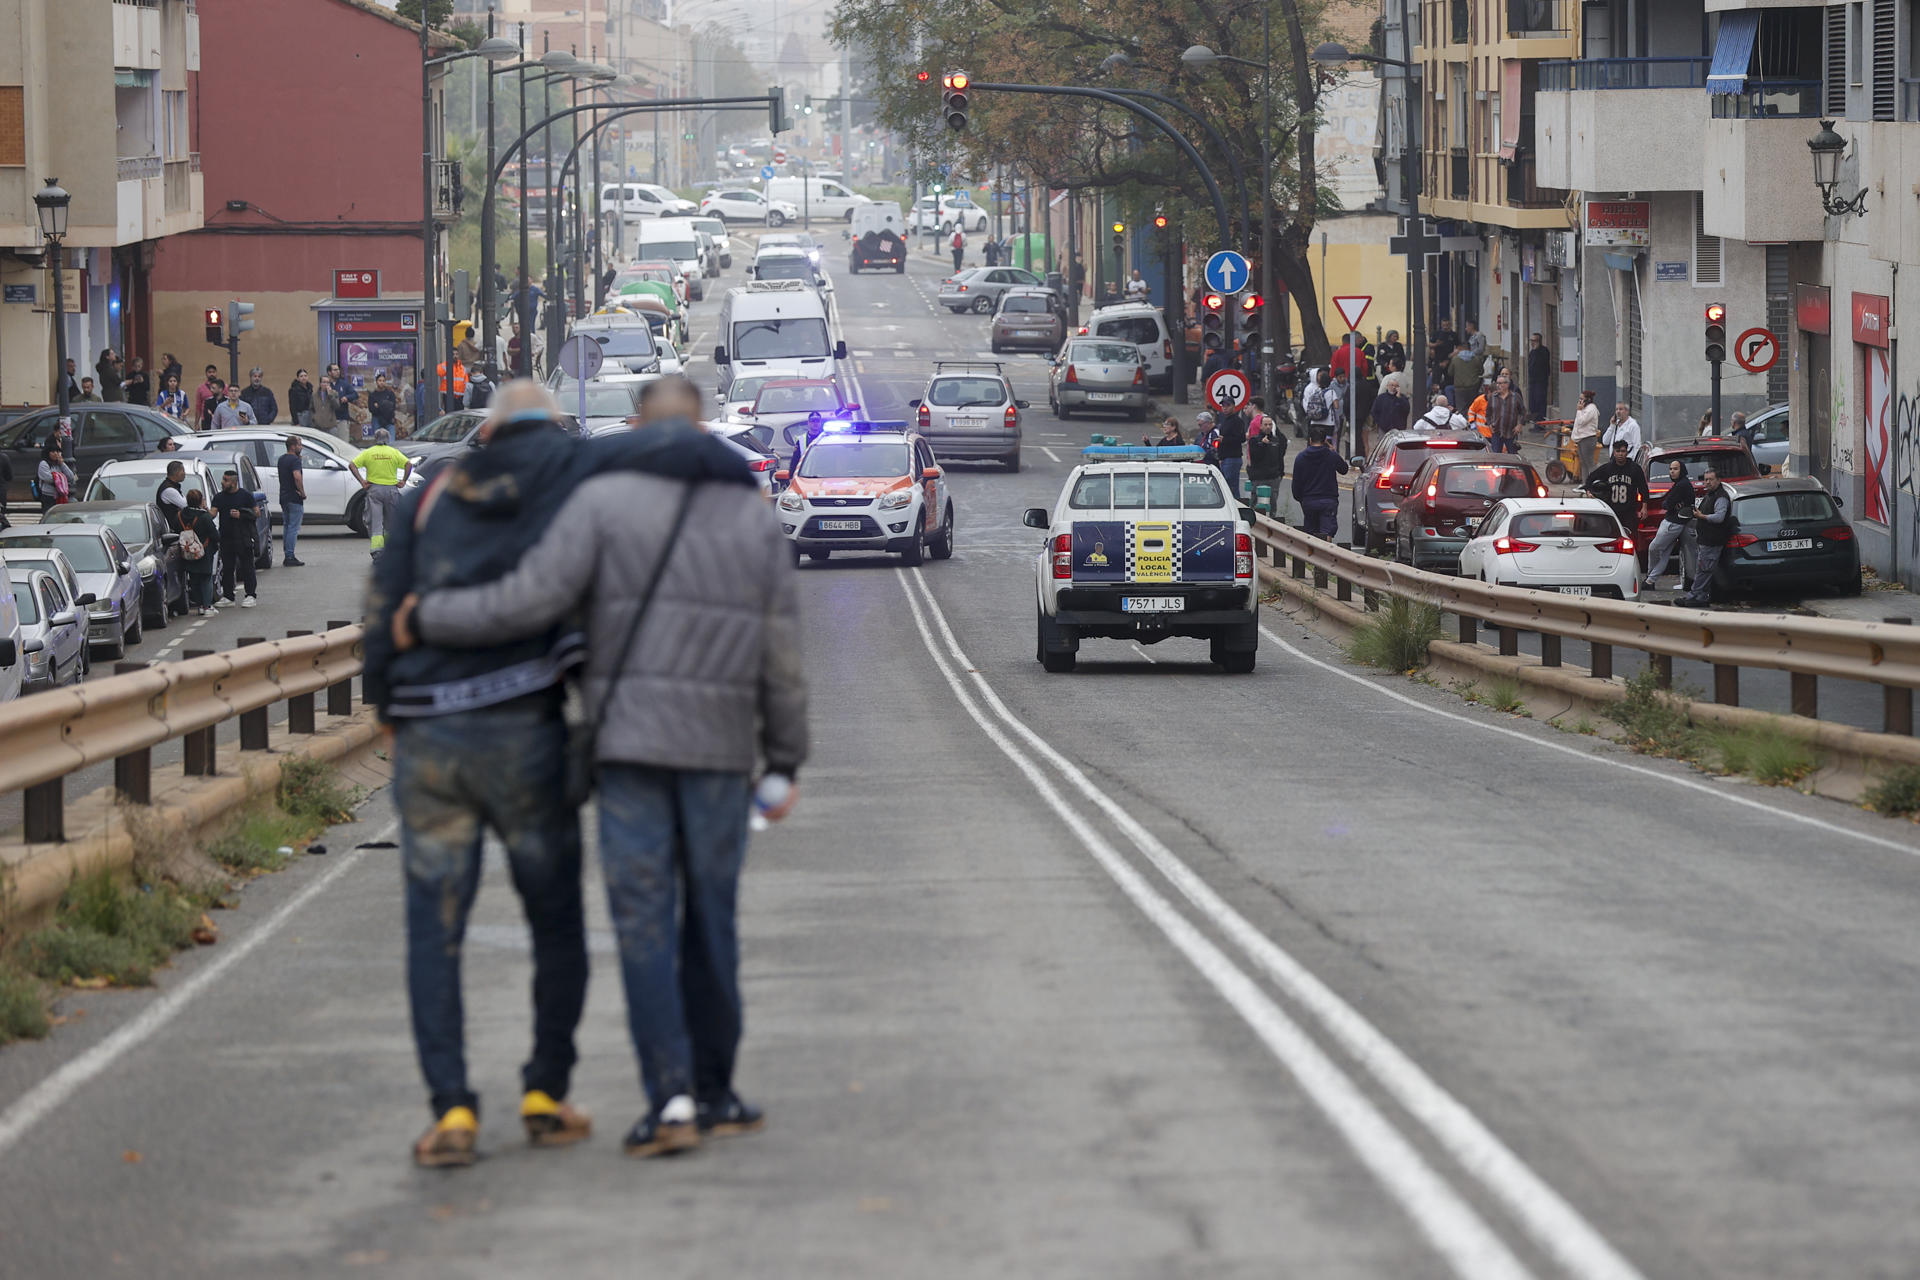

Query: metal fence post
[1714,664,1740,706]
[1540,634,1562,668]
[1335,575,1352,603]
[183,648,216,776]
[113,661,152,804]
[287,630,316,734]
[23,778,63,843]
[237,637,270,750]
[1312,564,1329,590]
[1457,614,1475,644]
[327,620,355,717]
[1590,643,1613,680]
[1651,654,1673,689]
[1885,618,1913,735]
[1790,672,1817,719]
[1497,627,1518,657]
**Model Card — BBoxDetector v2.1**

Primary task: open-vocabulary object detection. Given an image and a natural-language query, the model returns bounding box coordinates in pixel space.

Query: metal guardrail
[1,624,365,843]
[1249,514,1920,735]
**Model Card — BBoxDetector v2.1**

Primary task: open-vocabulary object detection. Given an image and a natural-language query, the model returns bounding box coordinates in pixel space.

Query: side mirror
[51,610,77,627]
[841,229,851,240]
[834,340,849,360]
[908,398,922,409]
[774,469,790,483]
[1016,400,1030,409]
[1239,507,1258,523]
[921,466,941,480]
[75,593,97,606]
[1022,507,1050,529]
[713,346,729,365]
[117,559,131,574]
[1350,455,1367,470]
[1757,463,1773,476]
[1834,494,1845,507]
[22,638,43,655]
[0,639,13,666]
[161,532,180,547]
[744,266,755,278]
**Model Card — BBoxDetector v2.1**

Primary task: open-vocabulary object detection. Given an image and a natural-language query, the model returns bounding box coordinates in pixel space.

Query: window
[928,378,1006,407]
[40,580,62,620]
[1069,342,1141,364]
[1693,193,1722,287]
[756,383,842,413]
[1181,472,1227,507]
[0,86,22,166]
[14,580,37,625]
[1148,472,1184,508]
[1069,474,1112,508]
[1110,472,1147,508]
[136,416,176,442]
[797,441,908,479]
[83,413,139,448]
[731,317,830,360]
[163,89,187,159]
[1094,318,1160,345]
[1441,464,1536,496]
[1510,511,1622,539]
[1871,0,1897,119]
[1827,4,1849,114]
[1000,295,1050,314]
[1734,491,1840,524]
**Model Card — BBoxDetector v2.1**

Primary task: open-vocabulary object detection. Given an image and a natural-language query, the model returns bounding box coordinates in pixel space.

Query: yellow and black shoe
[520,1090,592,1147]
[413,1105,478,1168]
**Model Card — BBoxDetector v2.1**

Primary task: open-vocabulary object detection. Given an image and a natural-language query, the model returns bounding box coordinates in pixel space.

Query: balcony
[112,0,162,71]
[1507,0,1570,37]
[161,157,205,235]
[1503,156,1561,208]
[1703,114,1826,243]
[1534,59,1710,192]
[1450,148,1471,199]
[1709,80,1821,119]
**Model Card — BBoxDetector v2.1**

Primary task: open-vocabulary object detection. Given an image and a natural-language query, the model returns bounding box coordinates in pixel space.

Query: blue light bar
[1081,445,1208,460]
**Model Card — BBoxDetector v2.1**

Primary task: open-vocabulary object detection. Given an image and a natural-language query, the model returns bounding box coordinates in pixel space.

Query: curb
[0,710,387,934]
[1261,564,1920,805]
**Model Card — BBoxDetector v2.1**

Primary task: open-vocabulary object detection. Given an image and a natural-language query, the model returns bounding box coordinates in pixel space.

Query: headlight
[777,492,805,513]
[137,555,156,576]
[26,650,48,673]
[877,489,915,511]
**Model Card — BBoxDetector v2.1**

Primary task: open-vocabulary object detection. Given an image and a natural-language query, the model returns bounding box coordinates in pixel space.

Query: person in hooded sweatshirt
[1290,425,1349,539]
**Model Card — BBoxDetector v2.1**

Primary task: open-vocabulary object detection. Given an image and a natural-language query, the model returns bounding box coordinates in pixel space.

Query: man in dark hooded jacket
[364,378,755,1168]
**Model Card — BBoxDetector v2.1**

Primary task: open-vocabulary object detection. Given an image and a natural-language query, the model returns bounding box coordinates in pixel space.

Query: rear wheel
[929,506,955,560]
[1004,451,1021,473]
[895,260,906,274]
[1217,649,1256,673]
[346,490,368,537]
[972,295,992,314]
[1544,460,1569,485]
[125,608,142,647]
[767,211,786,228]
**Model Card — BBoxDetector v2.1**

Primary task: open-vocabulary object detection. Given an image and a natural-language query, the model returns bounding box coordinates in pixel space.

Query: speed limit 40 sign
[1206,368,1251,413]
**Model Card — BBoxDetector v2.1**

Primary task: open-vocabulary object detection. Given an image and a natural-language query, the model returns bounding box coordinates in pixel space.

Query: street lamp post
[34,179,71,421]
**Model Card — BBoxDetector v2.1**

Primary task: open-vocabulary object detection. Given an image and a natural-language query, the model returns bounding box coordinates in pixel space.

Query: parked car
[41,501,184,627]
[176,428,367,533]
[1712,475,1861,599]
[1637,436,1760,559]
[166,449,276,570]
[700,187,799,226]
[1351,430,1489,553]
[0,573,22,703]
[940,265,1047,314]
[0,404,191,504]
[1083,302,1176,393]
[9,567,88,692]
[0,525,144,657]
[1741,403,1790,472]
[82,454,219,510]
[1457,497,1642,600]
[911,362,1025,471]
[1395,456,1549,572]
[990,288,1065,355]
[1048,339,1150,421]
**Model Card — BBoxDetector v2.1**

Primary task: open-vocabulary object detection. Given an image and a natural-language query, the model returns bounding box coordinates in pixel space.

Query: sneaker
[622,1094,699,1158]
[284,557,306,567]
[520,1089,592,1147]
[240,595,258,608]
[412,1105,479,1168]
[696,1092,765,1138]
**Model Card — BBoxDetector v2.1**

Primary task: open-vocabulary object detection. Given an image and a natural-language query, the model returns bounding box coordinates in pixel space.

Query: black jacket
[1248,433,1286,482]
[1291,443,1349,505]
[240,383,279,424]
[369,387,399,421]
[1583,459,1649,519]
[1215,411,1248,453]
[1660,475,1696,524]
[1694,485,1734,546]
[288,380,314,416]
[363,421,755,721]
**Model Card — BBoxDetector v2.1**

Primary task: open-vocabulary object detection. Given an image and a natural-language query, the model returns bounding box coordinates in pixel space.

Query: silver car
[1743,403,1790,472]
[0,528,143,658]
[1049,339,1151,421]
[912,363,1026,471]
[10,567,88,691]
[939,265,1048,314]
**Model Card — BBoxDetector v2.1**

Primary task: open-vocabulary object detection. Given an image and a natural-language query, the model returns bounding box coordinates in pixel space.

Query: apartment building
[0,0,205,406]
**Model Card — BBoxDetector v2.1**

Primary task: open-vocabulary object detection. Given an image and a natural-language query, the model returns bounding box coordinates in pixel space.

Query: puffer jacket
[412,469,807,776]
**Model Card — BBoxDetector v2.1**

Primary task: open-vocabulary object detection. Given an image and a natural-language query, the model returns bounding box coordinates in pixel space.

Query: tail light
[1234,532,1254,580]
[1051,533,1073,579]
[1375,462,1396,489]
[1065,365,1079,384]
[1727,533,1759,548]
[1163,338,1173,359]
[1536,485,1549,498]
[1493,536,1540,555]
[957,284,968,292]
[1427,482,1438,499]
[1133,366,1146,387]
[1595,537,1634,554]
[1004,403,1019,428]
[746,456,775,473]
[1822,524,1854,541]
[917,402,931,428]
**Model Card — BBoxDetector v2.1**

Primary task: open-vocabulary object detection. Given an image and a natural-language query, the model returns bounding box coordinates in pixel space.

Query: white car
[652,335,685,375]
[910,193,989,233]
[687,215,733,268]
[176,428,365,530]
[774,425,953,566]
[701,187,799,226]
[1024,450,1259,672]
[546,375,656,432]
[1456,497,1641,600]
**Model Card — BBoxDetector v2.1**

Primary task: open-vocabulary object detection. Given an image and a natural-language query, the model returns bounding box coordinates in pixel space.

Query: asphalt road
[5,247,1920,1278]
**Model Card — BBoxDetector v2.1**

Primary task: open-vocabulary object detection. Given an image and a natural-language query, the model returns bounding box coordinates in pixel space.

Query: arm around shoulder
[412,483,602,647]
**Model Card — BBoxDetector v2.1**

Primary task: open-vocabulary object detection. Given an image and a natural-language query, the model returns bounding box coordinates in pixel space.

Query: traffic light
[1240,292,1264,314]
[802,94,814,116]
[1201,292,1226,350]
[915,69,931,84]
[1111,221,1125,254]
[1152,214,1169,231]
[1704,302,1726,363]
[203,307,224,346]
[229,300,255,340]
[769,85,789,134]
[942,72,970,131]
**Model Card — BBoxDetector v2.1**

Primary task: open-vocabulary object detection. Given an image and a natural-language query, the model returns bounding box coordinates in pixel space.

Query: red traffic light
[1240,293,1264,312]
[943,72,969,90]
[1152,214,1168,229]
[203,308,222,325]
[915,70,931,83]
[1203,293,1225,312]
[1705,303,1726,325]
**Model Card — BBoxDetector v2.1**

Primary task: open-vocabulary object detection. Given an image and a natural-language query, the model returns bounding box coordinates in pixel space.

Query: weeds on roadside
[1568,717,1598,736]
[204,806,308,876]
[1710,725,1820,786]
[1605,668,1706,759]
[1348,598,1443,673]
[1864,766,1920,816]
[1487,678,1528,715]
[1455,681,1482,704]
[0,968,48,1043]
[278,758,359,825]
[18,869,201,988]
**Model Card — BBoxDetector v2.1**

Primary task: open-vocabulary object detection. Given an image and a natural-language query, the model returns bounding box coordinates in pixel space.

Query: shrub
[20,870,202,988]
[277,758,358,826]
[1606,668,1704,759]
[1487,677,1527,715]
[0,968,49,1044]
[1865,766,1920,816]
[1349,598,1443,672]
[1710,724,1819,786]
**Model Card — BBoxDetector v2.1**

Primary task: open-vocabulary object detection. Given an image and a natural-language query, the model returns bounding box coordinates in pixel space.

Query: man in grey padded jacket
[393,376,809,1159]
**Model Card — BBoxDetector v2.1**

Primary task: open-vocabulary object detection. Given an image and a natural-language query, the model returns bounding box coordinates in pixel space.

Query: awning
[1706,11,1759,95]
[1602,251,1641,271]
[1499,60,1523,160]
[114,69,153,88]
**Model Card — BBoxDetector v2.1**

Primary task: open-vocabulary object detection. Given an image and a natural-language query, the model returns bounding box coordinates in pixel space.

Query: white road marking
[896,573,1537,1280]
[1040,447,1061,463]
[1128,643,1157,663]
[909,571,1648,1280]
[1262,625,1920,859]
[0,817,399,1159]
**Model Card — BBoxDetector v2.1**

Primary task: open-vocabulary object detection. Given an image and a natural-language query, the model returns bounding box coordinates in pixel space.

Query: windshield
[1002,296,1050,314]
[413,413,477,444]
[583,330,657,358]
[691,218,725,236]
[1735,492,1841,525]
[1441,464,1536,498]
[1510,511,1621,539]
[755,257,814,282]
[0,533,110,572]
[548,385,644,417]
[1654,449,1758,481]
[929,378,1007,408]
[1067,342,1139,364]
[799,441,909,479]
[626,268,675,284]
[755,384,841,414]
[726,376,775,406]
[45,508,153,543]
[84,470,167,503]
[639,239,699,262]
[734,317,830,361]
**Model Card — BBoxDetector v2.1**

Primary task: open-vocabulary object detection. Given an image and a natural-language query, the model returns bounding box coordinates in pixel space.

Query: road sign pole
[1349,331,1359,458]
[1711,358,1722,435]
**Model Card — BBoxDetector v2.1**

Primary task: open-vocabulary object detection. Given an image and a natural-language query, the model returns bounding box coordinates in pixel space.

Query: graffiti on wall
[1866,347,1893,524]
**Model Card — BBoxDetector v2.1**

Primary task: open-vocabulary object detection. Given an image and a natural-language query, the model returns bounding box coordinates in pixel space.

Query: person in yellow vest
[350,428,414,560]
[437,357,469,413]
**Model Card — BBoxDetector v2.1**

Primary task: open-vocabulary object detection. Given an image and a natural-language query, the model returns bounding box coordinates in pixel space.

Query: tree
[394,0,454,24]
[831,0,1342,361]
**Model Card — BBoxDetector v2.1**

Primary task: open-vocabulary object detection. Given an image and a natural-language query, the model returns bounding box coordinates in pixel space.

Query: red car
[1636,436,1759,555]
[1395,456,1548,572]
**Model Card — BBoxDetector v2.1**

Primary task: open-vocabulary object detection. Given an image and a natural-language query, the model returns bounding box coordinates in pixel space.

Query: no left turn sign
[1206,369,1251,413]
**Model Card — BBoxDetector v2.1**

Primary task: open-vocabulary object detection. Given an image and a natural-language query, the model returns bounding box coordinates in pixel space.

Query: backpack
[180,517,207,561]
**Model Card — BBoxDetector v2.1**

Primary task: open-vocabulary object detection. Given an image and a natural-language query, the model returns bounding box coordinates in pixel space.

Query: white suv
[774,427,954,566]
[701,187,800,226]
[1084,302,1175,393]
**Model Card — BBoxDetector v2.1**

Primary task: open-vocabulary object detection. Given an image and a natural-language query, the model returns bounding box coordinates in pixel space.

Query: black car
[41,501,186,627]
[0,404,191,504]
[1713,476,1861,598]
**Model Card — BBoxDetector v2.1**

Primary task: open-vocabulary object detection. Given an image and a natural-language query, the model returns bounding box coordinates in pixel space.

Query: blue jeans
[1301,498,1339,539]
[1219,456,1243,499]
[393,705,585,1118]
[281,501,303,562]
[596,765,752,1110]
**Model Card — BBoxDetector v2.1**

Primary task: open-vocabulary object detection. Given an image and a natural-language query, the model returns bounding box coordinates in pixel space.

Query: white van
[1085,301,1175,393]
[630,217,709,301]
[712,280,847,397]
[602,182,697,219]
[764,177,872,222]
[0,576,21,703]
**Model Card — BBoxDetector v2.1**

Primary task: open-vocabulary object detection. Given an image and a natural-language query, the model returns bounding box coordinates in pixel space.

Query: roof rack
[932,359,1007,373]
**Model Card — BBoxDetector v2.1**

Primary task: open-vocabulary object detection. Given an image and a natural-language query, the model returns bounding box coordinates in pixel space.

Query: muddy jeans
[596,764,752,1110]
[394,705,584,1118]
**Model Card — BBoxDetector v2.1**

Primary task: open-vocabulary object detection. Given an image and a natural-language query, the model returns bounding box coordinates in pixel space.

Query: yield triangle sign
[1332,295,1371,332]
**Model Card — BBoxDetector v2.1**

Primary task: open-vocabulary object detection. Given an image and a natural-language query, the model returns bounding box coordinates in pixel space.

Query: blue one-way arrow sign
[1204,250,1250,295]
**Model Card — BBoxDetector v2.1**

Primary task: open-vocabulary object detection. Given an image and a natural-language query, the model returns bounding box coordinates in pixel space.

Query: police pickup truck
[1024,445,1259,673]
